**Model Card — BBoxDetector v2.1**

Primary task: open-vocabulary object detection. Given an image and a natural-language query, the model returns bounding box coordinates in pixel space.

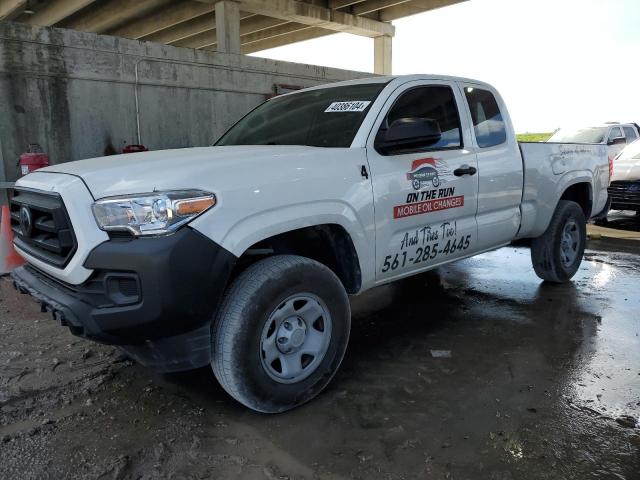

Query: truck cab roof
[294,74,497,93]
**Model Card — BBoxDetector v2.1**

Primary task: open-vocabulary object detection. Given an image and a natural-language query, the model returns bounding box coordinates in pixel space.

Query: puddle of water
[442,247,640,418]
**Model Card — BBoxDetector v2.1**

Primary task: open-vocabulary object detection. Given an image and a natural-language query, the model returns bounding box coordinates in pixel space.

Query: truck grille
[10,189,77,268]
[608,181,640,209]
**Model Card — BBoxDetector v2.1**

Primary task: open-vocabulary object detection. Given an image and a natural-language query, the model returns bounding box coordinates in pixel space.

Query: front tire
[530,200,586,283]
[211,255,351,413]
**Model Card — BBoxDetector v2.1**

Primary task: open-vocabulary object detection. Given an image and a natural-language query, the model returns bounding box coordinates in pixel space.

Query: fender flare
[193,200,375,289]
[518,172,594,239]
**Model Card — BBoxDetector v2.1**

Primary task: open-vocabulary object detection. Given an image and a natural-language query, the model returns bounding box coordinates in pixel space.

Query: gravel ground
[1,245,639,479]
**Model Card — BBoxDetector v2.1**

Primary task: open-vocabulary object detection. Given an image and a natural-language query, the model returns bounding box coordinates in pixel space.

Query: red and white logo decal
[393,157,464,219]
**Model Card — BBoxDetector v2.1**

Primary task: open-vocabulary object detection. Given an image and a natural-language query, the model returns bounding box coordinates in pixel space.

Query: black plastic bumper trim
[11,227,236,371]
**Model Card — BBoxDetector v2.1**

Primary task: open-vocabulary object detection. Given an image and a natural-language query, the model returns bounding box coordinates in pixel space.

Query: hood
[612,150,640,182]
[39,146,339,198]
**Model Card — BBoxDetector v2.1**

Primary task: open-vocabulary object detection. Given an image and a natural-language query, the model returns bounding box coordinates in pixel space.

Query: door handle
[453,165,477,177]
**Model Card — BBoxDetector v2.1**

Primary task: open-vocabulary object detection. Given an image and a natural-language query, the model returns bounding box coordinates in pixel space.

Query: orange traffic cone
[1,204,25,275]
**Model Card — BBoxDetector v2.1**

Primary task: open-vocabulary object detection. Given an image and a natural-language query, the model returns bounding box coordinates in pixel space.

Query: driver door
[366,80,479,283]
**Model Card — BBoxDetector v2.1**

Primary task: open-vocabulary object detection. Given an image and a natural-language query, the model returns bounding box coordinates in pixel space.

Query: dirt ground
[1,240,639,479]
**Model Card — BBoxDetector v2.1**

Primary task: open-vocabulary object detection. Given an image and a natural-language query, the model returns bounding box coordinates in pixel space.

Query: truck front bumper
[10,227,236,372]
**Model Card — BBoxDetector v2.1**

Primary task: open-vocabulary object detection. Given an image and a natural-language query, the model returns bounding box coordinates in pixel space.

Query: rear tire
[530,200,586,283]
[211,255,350,413]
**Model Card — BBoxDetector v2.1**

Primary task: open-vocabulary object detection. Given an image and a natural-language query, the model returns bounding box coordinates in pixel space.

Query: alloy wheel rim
[260,293,332,384]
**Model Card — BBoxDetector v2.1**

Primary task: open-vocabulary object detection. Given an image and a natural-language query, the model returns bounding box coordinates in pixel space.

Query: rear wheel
[530,200,586,283]
[211,255,350,413]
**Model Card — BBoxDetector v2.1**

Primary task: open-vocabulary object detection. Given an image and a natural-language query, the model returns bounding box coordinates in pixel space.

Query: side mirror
[608,137,625,146]
[376,117,442,154]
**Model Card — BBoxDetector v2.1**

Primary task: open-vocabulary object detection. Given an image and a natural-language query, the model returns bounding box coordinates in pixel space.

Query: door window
[464,87,507,148]
[609,127,623,141]
[623,126,638,142]
[379,86,462,153]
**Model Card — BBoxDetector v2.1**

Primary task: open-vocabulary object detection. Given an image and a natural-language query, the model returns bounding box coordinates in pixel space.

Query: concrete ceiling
[1,0,466,54]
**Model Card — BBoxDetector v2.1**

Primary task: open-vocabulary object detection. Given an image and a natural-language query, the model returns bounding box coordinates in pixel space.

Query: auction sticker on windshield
[324,101,371,112]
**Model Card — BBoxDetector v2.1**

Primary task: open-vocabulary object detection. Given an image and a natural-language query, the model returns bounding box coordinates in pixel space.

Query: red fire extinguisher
[122,144,148,154]
[18,144,50,176]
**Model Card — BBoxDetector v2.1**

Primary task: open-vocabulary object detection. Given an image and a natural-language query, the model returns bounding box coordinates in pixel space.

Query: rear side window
[384,86,462,150]
[464,87,507,148]
[623,126,638,141]
[609,127,623,141]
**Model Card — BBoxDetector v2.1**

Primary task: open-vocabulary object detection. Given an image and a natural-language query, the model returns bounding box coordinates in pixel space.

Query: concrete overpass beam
[379,0,466,21]
[61,0,173,34]
[242,25,332,53]
[238,0,394,38]
[23,0,98,26]
[145,12,216,44]
[352,0,413,16]
[374,34,392,74]
[0,0,26,20]
[109,2,215,39]
[327,0,366,9]
[215,0,241,54]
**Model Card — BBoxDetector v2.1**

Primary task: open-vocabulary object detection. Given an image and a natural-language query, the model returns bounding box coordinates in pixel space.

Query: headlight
[92,190,216,236]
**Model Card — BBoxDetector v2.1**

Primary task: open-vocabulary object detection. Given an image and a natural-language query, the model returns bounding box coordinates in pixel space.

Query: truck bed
[516,142,609,239]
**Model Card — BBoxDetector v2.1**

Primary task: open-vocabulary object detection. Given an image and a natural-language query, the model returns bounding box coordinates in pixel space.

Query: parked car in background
[608,138,640,214]
[548,123,639,160]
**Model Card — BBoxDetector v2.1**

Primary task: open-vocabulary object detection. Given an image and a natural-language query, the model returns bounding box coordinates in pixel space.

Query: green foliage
[517,133,552,142]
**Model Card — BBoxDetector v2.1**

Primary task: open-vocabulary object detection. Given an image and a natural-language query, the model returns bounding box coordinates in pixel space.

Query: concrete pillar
[215,0,241,54]
[374,35,392,75]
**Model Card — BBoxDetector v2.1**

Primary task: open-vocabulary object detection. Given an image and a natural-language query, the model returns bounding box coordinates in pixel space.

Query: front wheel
[211,255,351,413]
[530,200,586,283]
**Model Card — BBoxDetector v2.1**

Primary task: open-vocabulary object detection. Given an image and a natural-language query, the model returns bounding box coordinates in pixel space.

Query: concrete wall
[0,21,368,186]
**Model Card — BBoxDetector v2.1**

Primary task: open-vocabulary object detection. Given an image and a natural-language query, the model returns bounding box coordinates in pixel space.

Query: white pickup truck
[9,75,609,413]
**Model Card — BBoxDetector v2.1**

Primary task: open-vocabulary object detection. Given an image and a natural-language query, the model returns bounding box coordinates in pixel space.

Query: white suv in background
[548,123,639,160]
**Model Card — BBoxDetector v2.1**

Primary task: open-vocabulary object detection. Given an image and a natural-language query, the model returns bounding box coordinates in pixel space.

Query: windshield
[216,82,387,148]
[548,127,608,144]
